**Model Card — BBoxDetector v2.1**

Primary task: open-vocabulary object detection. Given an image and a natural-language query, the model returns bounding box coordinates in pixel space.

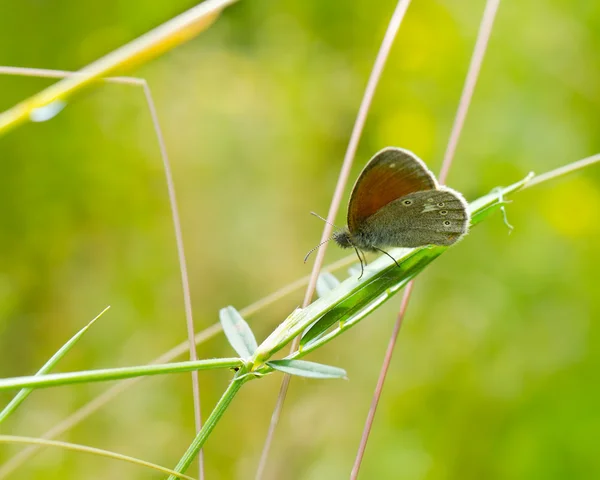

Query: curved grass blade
[266,360,347,379]
[219,306,258,358]
[300,305,351,347]
[0,306,110,424]
[0,435,196,480]
[300,247,441,352]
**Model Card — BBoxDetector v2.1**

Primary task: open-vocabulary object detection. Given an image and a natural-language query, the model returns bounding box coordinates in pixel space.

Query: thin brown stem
[0,66,144,85]
[438,0,501,184]
[255,1,413,478]
[0,64,205,479]
[350,281,414,479]
[352,0,502,477]
[141,81,204,479]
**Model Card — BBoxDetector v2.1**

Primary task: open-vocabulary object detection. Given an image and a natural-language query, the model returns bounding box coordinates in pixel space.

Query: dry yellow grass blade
[0,435,197,480]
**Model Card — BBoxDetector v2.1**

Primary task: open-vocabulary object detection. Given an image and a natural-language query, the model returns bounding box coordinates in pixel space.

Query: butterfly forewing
[347,147,438,232]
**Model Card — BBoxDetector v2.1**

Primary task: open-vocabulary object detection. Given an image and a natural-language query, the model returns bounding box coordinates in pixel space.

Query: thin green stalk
[168,375,251,479]
[0,358,242,391]
[524,153,600,189]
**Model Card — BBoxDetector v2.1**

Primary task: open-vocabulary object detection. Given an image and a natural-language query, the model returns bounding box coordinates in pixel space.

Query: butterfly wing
[359,188,469,248]
[348,147,438,232]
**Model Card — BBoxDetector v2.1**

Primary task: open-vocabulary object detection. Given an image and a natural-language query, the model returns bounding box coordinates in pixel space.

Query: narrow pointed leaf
[0,306,109,423]
[219,306,258,358]
[316,272,341,298]
[267,359,347,379]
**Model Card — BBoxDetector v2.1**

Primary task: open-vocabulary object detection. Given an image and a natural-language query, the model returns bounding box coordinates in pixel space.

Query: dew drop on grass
[30,100,66,122]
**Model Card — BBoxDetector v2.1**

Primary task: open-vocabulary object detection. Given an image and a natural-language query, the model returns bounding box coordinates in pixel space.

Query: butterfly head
[332,227,354,249]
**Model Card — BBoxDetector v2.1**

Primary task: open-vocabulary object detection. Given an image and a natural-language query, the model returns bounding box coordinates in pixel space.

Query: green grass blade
[0,306,110,424]
[300,304,352,347]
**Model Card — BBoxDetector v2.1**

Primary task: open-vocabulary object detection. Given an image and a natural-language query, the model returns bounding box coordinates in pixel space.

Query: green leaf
[316,271,341,298]
[219,306,258,358]
[266,359,347,379]
[0,306,109,423]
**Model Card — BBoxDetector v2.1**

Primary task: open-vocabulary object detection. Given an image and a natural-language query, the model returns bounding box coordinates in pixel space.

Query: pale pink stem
[352,0,502,478]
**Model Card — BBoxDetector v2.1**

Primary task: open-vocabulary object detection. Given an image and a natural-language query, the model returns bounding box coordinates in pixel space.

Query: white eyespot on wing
[389,163,396,168]
[442,220,452,227]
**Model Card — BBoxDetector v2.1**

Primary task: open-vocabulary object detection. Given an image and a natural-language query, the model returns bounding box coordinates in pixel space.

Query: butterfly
[330,147,470,277]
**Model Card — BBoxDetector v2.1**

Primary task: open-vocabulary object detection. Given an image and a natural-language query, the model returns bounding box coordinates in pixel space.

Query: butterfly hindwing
[356,188,469,249]
[347,147,438,232]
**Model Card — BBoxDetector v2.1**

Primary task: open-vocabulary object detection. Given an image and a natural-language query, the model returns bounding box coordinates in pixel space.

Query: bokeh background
[1,0,599,479]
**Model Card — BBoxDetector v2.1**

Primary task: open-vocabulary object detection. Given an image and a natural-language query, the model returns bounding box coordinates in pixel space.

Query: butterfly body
[333,147,469,263]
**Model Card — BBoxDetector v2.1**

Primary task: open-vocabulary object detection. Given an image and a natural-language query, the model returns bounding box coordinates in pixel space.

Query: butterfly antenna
[304,236,334,263]
[310,211,340,229]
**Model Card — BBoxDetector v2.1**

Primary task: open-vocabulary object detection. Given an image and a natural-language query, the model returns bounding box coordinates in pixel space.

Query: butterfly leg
[490,187,514,233]
[358,248,368,266]
[374,247,400,268]
[353,247,365,279]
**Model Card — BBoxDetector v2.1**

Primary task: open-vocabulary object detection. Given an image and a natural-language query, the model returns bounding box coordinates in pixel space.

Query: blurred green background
[1,0,599,478]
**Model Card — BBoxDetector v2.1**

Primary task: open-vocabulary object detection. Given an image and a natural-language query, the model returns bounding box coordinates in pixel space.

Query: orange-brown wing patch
[348,147,437,231]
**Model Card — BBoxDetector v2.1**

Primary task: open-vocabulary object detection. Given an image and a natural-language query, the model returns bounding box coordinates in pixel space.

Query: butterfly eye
[443,220,451,227]
[439,210,448,216]
[402,199,413,206]
[437,202,445,207]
